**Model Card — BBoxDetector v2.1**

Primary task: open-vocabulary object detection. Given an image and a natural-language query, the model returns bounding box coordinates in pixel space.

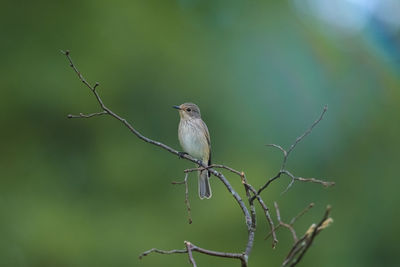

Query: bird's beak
[173,105,181,110]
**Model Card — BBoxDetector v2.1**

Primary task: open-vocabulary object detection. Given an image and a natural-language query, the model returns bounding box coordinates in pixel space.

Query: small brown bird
[173,103,212,199]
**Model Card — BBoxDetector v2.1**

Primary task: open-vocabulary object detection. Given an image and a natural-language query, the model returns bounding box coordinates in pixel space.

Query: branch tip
[326,205,332,211]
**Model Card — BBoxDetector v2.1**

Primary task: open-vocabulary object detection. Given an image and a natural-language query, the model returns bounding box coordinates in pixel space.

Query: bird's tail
[199,169,212,199]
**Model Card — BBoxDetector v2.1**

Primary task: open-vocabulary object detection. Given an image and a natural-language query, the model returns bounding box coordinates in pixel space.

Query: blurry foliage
[0,0,399,266]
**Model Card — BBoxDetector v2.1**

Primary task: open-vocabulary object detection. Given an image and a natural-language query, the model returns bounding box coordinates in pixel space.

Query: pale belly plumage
[178,119,208,160]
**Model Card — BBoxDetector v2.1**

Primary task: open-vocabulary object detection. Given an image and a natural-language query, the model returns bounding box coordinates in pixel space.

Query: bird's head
[173,103,201,120]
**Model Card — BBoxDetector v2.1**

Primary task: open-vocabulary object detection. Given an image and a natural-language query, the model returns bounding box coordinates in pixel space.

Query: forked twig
[255,106,334,198]
[282,206,333,267]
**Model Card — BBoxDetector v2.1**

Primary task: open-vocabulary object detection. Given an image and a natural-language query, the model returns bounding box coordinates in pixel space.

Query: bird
[173,103,212,199]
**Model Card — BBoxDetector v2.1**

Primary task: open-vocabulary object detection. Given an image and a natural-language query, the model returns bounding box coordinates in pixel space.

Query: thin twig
[274,202,298,242]
[289,203,315,225]
[67,111,107,118]
[265,203,314,241]
[139,248,187,259]
[295,177,335,187]
[266,144,287,156]
[286,106,328,161]
[255,172,283,198]
[172,173,192,224]
[281,170,335,195]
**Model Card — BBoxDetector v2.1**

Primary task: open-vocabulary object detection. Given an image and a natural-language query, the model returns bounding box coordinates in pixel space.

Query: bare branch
[187,243,246,266]
[139,241,247,267]
[64,50,334,267]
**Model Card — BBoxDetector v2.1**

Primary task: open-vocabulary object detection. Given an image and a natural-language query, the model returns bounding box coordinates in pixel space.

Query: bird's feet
[178,151,188,159]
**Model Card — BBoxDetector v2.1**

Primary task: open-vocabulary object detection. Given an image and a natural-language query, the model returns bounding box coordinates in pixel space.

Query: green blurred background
[1,0,399,266]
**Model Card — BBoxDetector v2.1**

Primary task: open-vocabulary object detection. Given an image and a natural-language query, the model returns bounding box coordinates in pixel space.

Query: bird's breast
[178,119,208,160]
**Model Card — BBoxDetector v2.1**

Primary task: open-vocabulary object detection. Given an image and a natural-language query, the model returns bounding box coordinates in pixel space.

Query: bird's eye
[187,108,191,112]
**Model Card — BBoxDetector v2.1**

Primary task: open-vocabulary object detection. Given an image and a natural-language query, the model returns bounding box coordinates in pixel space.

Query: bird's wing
[200,119,211,167]
[201,119,211,147]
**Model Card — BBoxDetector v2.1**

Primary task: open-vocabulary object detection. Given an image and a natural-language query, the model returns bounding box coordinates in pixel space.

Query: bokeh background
[1,0,399,266]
